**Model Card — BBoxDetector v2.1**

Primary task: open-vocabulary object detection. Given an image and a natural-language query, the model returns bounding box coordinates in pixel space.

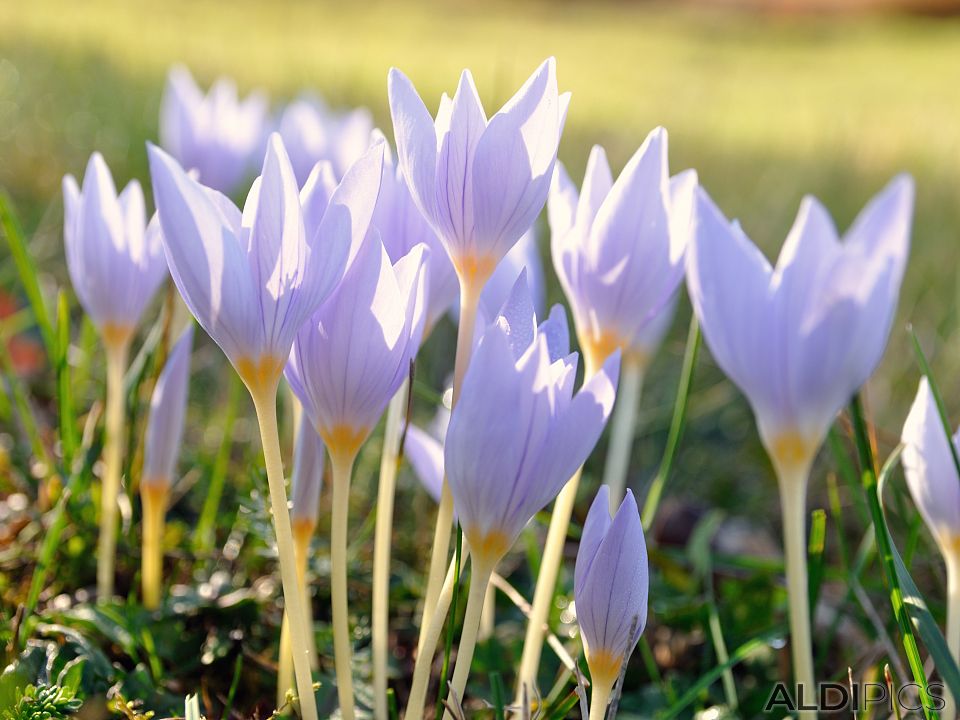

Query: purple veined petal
[901,377,960,551]
[147,142,261,367]
[388,68,439,228]
[533,349,620,497]
[433,70,487,254]
[277,94,334,186]
[575,490,649,662]
[574,486,613,597]
[491,269,537,361]
[538,304,571,363]
[479,226,546,321]
[300,160,338,238]
[62,174,90,321]
[291,414,325,527]
[404,423,445,504]
[686,188,779,432]
[843,173,913,289]
[118,180,167,324]
[309,139,386,305]
[118,180,147,262]
[142,326,194,487]
[576,145,614,234]
[159,65,203,169]
[470,58,563,262]
[240,134,310,358]
[548,162,579,240]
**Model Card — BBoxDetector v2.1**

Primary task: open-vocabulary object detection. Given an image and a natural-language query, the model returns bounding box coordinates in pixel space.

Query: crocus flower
[160,65,268,195]
[142,326,194,490]
[687,176,913,475]
[278,94,374,185]
[140,325,193,610]
[550,130,697,373]
[63,153,168,345]
[478,227,546,324]
[902,377,960,558]
[446,274,618,563]
[575,487,649,692]
[901,376,960,718]
[286,233,428,460]
[372,138,459,334]
[147,133,385,395]
[388,58,569,289]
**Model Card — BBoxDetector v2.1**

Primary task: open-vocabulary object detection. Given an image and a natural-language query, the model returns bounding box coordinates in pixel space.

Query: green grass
[3,1,960,717]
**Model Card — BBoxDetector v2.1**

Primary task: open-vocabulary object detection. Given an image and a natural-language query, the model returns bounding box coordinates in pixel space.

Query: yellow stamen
[465,527,511,567]
[235,354,285,395]
[453,253,497,289]
[102,322,134,350]
[586,647,623,688]
[770,430,816,475]
[320,424,369,466]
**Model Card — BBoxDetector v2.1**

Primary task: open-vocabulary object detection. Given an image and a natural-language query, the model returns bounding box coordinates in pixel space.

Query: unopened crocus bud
[285,233,428,463]
[142,326,194,491]
[686,176,913,477]
[389,58,569,289]
[160,65,268,195]
[445,275,619,566]
[575,487,649,687]
[63,153,168,346]
[550,131,697,373]
[278,94,374,185]
[901,377,960,556]
[148,134,384,395]
[291,412,325,543]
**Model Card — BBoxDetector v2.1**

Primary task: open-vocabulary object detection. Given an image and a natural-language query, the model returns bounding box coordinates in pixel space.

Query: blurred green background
[3,0,960,716]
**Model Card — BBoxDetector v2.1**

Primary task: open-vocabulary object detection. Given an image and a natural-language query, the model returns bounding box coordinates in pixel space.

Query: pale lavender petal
[300,160,338,238]
[404,423,445,503]
[291,415,325,526]
[142,326,194,486]
[388,68,439,228]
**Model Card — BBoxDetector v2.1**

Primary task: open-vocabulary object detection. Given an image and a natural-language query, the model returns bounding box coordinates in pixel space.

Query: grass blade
[56,290,77,469]
[642,315,700,532]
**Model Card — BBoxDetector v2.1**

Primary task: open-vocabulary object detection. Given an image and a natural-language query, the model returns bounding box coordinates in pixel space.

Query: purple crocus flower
[285,232,428,458]
[142,326,194,489]
[278,94,375,185]
[147,133,385,394]
[291,412,326,533]
[388,59,569,290]
[444,276,619,564]
[575,487,649,689]
[160,65,268,196]
[373,137,459,335]
[63,153,168,345]
[901,377,960,555]
[686,176,913,474]
[479,227,546,323]
[550,129,697,373]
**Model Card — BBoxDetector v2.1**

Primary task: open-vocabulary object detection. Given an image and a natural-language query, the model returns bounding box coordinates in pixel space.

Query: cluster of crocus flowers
[140,325,194,610]
[517,129,696,698]
[286,226,427,720]
[576,487,649,720]
[686,176,913,718]
[63,153,168,601]
[160,65,269,196]
[148,131,385,720]
[901,377,960,718]
[405,275,620,718]
[388,57,569,672]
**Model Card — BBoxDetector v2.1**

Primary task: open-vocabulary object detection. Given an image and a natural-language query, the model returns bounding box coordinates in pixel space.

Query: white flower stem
[587,673,615,720]
[250,387,319,720]
[776,462,815,720]
[515,354,600,704]
[478,582,496,641]
[405,556,459,720]
[140,483,167,611]
[372,382,409,720]
[600,362,645,512]
[944,546,960,720]
[277,524,316,709]
[415,280,480,656]
[445,555,496,717]
[330,447,359,720]
[98,338,129,602]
